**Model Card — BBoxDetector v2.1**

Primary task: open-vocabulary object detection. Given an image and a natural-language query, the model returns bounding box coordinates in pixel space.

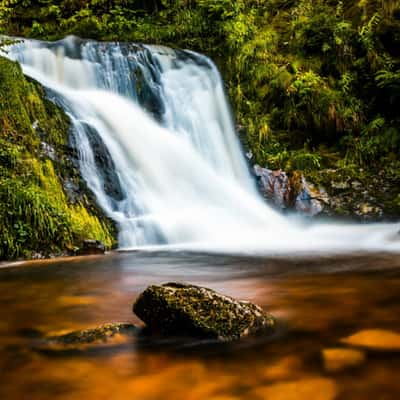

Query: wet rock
[340,329,400,351]
[133,282,275,342]
[254,165,291,209]
[83,122,125,202]
[254,165,324,216]
[62,178,81,204]
[294,176,325,216]
[46,322,138,346]
[78,239,106,255]
[40,141,57,161]
[331,181,350,190]
[134,66,165,121]
[30,252,47,260]
[322,348,365,372]
[356,203,383,218]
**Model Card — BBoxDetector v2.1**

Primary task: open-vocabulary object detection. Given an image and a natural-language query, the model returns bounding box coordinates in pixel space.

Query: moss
[0,56,116,260]
[306,163,400,220]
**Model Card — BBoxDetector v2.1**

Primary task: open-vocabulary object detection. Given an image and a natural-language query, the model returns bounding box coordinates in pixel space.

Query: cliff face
[0,56,116,260]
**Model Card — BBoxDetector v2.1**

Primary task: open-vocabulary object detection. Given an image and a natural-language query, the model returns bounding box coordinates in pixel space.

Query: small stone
[31,252,46,260]
[359,203,374,215]
[351,181,362,189]
[331,181,350,190]
[340,329,400,351]
[133,282,275,342]
[46,322,138,346]
[41,141,57,161]
[322,348,365,372]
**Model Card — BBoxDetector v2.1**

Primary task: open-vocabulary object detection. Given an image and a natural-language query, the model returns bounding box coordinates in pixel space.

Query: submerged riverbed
[0,252,400,399]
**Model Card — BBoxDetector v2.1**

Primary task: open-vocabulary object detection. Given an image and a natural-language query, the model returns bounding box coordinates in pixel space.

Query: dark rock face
[78,239,106,255]
[254,165,324,216]
[133,282,275,342]
[83,123,126,202]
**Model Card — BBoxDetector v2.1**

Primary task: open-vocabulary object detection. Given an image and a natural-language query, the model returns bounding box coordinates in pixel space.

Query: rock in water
[46,323,138,346]
[133,282,275,342]
[253,165,324,216]
[78,239,106,255]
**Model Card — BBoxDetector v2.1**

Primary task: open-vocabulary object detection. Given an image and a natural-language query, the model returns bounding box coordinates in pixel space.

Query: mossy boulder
[133,283,275,342]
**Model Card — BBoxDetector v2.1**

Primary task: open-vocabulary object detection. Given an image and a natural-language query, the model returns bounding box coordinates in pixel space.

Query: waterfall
[2,36,399,253]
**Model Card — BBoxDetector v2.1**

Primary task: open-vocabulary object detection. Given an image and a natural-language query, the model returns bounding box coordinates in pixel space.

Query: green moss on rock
[307,164,400,221]
[0,56,117,260]
[133,282,275,342]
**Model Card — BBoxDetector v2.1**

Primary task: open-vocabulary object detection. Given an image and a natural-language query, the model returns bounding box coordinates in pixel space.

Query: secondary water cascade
[3,36,399,253]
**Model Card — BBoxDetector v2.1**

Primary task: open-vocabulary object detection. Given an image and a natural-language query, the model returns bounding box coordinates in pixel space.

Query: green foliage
[0,179,71,259]
[0,56,115,259]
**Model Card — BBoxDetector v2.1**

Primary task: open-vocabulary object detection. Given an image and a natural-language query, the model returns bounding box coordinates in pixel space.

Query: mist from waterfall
[3,36,399,254]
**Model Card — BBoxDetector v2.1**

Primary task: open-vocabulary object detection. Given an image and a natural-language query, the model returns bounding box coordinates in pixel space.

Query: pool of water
[0,251,400,399]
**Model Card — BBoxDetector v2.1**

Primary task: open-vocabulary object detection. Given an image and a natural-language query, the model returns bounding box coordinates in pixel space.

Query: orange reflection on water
[0,253,400,399]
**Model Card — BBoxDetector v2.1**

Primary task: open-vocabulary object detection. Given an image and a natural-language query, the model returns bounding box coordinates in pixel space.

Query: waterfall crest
[3,36,399,253]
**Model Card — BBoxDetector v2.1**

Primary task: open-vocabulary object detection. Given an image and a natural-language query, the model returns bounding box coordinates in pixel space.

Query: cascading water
[2,36,399,253]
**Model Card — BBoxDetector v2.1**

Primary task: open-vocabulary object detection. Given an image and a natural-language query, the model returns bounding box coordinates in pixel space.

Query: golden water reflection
[0,252,399,399]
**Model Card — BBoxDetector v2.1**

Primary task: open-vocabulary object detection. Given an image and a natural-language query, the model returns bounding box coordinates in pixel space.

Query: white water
[3,36,399,254]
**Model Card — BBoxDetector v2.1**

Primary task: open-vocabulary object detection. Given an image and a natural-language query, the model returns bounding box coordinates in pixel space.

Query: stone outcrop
[254,165,325,216]
[133,282,275,342]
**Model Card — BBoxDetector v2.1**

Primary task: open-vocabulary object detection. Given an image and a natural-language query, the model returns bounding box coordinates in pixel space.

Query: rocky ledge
[254,163,400,221]
[41,322,138,351]
[133,282,275,342]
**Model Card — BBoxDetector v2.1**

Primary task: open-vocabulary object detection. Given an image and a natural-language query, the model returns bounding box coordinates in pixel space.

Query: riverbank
[0,252,116,270]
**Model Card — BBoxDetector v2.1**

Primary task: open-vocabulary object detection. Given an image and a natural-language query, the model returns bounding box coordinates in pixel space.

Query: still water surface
[0,252,399,399]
